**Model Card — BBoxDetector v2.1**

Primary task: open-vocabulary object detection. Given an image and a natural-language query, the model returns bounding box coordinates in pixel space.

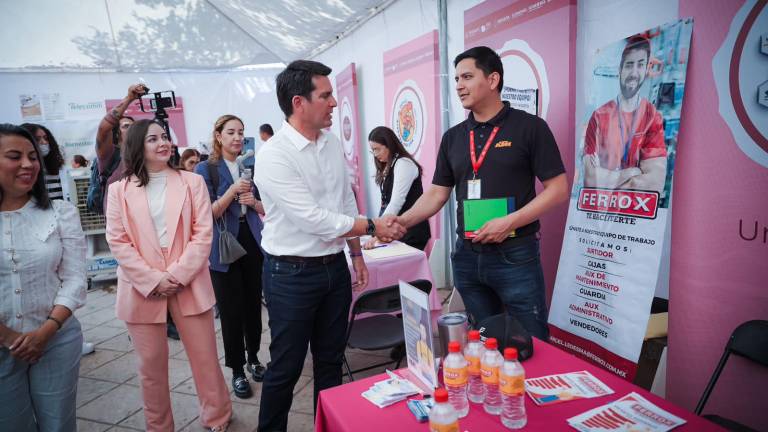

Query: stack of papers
[568,392,686,432]
[362,242,418,259]
[525,371,614,406]
[361,371,421,408]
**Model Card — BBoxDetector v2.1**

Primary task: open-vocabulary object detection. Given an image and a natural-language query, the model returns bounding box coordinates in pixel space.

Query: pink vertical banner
[105,97,188,147]
[383,30,442,240]
[335,63,366,215]
[464,0,577,303]
[668,0,768,429]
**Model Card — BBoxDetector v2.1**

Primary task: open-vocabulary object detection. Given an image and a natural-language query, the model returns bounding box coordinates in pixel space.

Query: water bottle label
[465,355,481,375]
[429,420,460,432]
[443,366,468,386]
[480,365,499,384]
[500,373,525,396]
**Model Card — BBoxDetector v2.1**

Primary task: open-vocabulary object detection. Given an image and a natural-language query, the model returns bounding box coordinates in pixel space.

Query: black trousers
[257,253,351,432]
[210,220,263,371]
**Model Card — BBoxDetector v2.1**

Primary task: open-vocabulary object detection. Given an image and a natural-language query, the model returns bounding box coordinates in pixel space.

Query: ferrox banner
[548,18,694,380]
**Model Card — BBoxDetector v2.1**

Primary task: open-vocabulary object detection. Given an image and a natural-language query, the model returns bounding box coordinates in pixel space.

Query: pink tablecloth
[316,339,723,432]
[346,244,440,312]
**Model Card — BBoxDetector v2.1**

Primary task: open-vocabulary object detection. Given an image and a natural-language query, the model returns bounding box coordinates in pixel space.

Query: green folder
[463,197,516,239]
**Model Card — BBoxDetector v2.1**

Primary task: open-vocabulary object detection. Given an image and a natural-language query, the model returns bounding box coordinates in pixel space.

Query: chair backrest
[695,320,768,415]
[351,279,433,316]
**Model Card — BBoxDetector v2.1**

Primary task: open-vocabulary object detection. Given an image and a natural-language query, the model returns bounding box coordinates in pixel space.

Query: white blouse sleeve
[52,200,87,312]
[382,158,419,216]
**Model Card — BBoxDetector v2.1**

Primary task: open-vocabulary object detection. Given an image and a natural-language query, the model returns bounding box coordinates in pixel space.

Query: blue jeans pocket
[498,242,539,266]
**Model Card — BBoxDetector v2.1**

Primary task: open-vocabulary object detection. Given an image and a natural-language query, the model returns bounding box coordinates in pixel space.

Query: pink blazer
[106,169,215,323]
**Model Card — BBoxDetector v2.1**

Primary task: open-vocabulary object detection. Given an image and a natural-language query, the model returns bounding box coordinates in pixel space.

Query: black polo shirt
[432,101,565,238]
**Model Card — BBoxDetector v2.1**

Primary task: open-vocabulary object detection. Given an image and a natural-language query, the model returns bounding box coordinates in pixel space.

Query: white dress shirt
[146,171,169,248]
[382,157,419,216]
[0,199,87,332]
[254,121,359,257]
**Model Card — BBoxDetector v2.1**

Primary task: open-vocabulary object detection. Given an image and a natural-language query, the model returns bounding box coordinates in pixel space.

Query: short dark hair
[112,115,135,147]
[275,60,332,118]
[20,123,65,175]
[454,46,504,93]
[73,154,88,167]
[259,123,274,136]
[0,123,50,209]
[122,119,175,187]
[621,35,651,68]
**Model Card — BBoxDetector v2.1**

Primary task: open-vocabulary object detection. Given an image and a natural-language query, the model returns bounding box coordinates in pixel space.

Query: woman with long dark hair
[105,119,231,431]
[20,123,65,200]
[0,124,86,431]
[365,126,431,250]
[194,114,266,399]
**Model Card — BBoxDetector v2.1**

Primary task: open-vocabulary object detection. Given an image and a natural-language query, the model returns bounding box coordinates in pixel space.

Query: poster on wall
[383,30,442,239]
[548,18,694,380]
[464,0,576,297]
[105,96,188,147]
[335,63,367,215]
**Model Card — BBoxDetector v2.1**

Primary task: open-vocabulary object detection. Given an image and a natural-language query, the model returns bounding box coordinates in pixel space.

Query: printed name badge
[467,179,481,199]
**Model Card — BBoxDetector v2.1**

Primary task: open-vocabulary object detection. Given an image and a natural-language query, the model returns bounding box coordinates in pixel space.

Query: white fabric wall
[0,68,284,161]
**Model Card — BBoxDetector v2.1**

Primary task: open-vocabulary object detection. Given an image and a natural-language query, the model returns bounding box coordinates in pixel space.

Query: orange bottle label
[429,420,460,432]
[500,372,525,396]
[480,365,499,385]
[443,366,468,386]
[466,355,481,375]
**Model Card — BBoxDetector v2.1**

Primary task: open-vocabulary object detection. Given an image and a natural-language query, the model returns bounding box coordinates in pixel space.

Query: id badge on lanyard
[468,126,499,200]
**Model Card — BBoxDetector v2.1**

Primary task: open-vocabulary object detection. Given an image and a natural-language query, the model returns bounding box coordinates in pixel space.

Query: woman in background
[71,155,89,169]
[20,123,65,200]
[106,119,231,431]
[180,148,201,172]
[365,126,430,251]
[0,123,87,431]
[195,115,266,399]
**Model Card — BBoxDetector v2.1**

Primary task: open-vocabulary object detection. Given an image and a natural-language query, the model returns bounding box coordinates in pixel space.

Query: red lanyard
[469,126,500,178]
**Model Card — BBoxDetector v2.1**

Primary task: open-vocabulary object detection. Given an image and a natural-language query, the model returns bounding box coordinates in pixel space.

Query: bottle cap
[504,347,518,360]
[484,337,498,350]
[434,388,449,403]
[468,330,481,341]
[448,341,461,353]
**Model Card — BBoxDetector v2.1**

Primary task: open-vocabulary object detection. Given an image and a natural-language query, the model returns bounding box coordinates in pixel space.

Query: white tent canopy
[0,0,393,71]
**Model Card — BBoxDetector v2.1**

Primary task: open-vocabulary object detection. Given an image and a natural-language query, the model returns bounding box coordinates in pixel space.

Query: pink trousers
[126,294,232,431]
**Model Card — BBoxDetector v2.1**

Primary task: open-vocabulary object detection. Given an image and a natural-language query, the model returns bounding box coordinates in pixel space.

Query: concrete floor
[74,284,451,431]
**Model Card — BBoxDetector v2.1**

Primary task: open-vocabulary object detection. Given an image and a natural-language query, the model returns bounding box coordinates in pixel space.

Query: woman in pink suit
[106,119,232,432]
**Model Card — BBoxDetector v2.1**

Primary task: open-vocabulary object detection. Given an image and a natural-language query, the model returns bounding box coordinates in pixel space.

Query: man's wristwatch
[366,218,376,236]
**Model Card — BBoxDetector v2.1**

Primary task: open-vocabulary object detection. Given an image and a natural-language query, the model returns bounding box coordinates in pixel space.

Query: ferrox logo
[577,188,660,219]
[391,80,426,159]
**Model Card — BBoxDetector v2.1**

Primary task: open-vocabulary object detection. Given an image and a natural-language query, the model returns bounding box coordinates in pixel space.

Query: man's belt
[271,252,344,265]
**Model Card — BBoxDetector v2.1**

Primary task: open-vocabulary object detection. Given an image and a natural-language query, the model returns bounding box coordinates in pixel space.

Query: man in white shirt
[253,60,405,431]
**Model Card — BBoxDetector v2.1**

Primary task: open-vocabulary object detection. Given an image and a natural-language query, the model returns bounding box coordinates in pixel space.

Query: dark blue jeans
[451,237,549,340]
[257,253,351,432]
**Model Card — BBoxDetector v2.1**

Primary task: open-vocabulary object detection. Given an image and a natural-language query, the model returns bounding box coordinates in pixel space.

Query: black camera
[138,87,177,139]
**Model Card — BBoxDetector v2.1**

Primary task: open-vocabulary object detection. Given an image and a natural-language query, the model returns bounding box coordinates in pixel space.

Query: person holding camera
[195,115,267,399]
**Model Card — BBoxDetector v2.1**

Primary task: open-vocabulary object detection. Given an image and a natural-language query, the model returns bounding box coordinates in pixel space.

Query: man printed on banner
[583,35,667,194]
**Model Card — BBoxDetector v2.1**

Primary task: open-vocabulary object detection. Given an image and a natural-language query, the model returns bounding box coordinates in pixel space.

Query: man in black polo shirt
[396,46,568,339]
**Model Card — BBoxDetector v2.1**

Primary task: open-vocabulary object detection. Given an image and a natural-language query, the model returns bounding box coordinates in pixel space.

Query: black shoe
[167,322,180,340]
[248,362,266,382]
[232,375,252,399]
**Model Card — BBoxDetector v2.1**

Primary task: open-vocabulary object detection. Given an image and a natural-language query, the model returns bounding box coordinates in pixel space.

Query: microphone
[240,168,252,215]
[236,149,254,169]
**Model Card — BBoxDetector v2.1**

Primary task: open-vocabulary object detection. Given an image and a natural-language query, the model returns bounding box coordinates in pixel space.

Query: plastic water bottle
[429,388,460,432]
[499,347,527,429]
[480,337,503,415]
[464,330,485,403]
[442,341,469,418]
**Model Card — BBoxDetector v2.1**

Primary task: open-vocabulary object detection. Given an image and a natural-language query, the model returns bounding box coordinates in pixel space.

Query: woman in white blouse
[364,126,431,250]
[0,123,87,431]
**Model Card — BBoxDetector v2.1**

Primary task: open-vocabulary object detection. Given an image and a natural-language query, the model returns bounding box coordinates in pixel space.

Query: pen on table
[372,244,388,249]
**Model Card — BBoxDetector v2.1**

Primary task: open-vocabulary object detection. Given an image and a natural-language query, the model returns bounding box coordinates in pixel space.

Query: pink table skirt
[346,244,440,312]
[316,339,724,432]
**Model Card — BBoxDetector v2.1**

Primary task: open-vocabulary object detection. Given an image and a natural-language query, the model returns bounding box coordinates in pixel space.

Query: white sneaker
[81,341,95,356]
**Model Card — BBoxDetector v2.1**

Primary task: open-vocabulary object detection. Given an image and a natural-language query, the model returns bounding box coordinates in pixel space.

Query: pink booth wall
[669,1,768,430]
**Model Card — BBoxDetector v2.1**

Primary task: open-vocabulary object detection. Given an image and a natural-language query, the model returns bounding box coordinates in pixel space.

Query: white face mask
[38,144,50,157]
